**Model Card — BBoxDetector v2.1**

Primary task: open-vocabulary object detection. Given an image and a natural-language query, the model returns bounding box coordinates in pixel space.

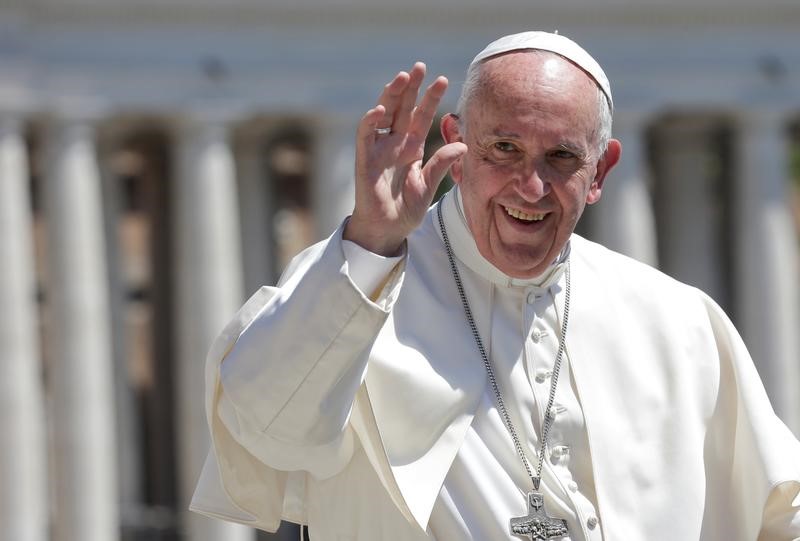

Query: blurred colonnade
[1,2,800,540]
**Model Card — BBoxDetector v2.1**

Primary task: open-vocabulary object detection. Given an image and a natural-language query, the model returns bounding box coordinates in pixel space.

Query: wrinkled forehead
[474,52,600,119]
[479,50,599,97]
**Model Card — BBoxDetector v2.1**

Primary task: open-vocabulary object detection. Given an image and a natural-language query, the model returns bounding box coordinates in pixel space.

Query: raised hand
[344,62,467,256]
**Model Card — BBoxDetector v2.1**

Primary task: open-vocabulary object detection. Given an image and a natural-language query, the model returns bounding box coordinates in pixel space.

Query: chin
[477,231,557,278]
[494,244,554,276]
[494,255,550,279]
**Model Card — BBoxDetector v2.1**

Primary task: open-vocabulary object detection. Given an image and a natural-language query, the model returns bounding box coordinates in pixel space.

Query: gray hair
[455,51,613,157]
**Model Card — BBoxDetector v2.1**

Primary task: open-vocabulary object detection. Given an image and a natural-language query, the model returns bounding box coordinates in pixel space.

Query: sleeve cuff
[342,239,405,297]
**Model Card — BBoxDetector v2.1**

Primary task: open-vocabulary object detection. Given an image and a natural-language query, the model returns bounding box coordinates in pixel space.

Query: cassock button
[534,368,551,383]
[531,328,542,343]
[587,516,599,529]
[526,292,538,305]
[567,481,578,492]
[548,404,566,419]
[550,445,569,460]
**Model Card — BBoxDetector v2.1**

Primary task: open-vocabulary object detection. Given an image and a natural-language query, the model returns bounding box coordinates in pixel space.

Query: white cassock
[191,187,800,540]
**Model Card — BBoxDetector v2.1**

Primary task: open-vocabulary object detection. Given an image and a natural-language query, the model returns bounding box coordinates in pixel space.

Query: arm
[215,62,465,479]
[190,229,405,528]
[217,228,404,479]
[700,292,800,539]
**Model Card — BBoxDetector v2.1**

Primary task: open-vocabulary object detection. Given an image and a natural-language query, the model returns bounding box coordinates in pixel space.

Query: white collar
[437,186,569,289]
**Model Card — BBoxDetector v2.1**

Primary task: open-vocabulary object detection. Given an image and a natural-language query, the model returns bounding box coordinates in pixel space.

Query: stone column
[173,114,253,541]
[312,114,357,240]
[651,117,727,305]
[0,116,47,541]
[734,110,800,435]
[592,111,658,266]
[43,116,119,541]
[237,128,276,292]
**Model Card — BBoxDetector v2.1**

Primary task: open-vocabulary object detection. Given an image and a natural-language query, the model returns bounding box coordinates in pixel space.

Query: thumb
[421,142,468,198]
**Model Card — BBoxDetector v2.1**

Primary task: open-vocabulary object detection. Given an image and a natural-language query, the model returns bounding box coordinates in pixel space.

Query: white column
[43,117,119,541]
[237,129,276,291]
[592,111,658,266]
[0,116,47,541]
[173,115,253,541]
[652,117,727,305]
[312,114,357,239]
[735,110,800,435]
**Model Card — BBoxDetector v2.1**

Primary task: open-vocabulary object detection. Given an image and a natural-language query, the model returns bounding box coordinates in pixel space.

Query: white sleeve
[215,226,405,480]
[342,239,405,300]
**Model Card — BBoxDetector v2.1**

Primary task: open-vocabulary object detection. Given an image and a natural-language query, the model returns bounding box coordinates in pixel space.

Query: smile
[504,206,546,222]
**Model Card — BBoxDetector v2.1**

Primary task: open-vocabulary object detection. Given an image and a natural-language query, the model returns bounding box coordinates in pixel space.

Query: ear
[440,113,465,184]
[586,138,621,205]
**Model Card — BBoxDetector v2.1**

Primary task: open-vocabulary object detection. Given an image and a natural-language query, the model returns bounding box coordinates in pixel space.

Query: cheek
[466,161,511,195]
[461,182,498,233]
[568,172,596,201]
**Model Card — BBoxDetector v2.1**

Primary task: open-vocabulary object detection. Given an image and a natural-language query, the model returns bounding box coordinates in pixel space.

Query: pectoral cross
[509,491,569,541]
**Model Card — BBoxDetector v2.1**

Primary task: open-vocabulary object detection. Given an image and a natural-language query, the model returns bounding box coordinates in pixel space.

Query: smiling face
[442,51,620,279]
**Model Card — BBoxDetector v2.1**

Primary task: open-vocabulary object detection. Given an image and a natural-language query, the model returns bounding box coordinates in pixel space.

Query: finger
[375,71,411,128]
[391,62,426,135]
[420,142,468,198]
[408,75,448,135]
[357,105,387,142]
[355,105,388,178]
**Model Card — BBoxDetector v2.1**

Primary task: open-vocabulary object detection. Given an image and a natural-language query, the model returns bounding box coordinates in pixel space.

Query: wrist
[343,216,406,257]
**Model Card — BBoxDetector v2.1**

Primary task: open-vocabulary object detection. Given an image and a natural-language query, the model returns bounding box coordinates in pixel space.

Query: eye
[549,149,577,160]
[493,141,518,153]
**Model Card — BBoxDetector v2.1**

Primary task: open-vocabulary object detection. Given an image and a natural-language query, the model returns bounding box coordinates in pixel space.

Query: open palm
[345,62,467,256]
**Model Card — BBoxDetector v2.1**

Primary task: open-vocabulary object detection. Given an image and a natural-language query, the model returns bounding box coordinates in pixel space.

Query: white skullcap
[470,31,613,111]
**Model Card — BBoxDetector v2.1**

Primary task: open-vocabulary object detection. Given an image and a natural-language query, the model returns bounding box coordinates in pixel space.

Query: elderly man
[191,32,800,540]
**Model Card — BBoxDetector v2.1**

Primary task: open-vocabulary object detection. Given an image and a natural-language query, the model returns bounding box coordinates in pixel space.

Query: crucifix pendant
[509,491,569,541]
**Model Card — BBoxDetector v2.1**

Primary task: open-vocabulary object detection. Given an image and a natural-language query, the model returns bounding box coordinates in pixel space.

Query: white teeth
[505,207,545,222]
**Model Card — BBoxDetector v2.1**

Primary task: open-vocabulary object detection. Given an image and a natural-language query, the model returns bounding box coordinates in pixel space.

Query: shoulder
[569,236,739,384]
[569,234,718,320]
[571,234,697,294]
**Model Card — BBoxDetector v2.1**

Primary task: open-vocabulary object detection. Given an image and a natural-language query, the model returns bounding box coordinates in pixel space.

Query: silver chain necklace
[437,202,571,541]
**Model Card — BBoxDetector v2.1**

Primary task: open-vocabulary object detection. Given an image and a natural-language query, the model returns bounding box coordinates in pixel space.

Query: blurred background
[1,0,799,540]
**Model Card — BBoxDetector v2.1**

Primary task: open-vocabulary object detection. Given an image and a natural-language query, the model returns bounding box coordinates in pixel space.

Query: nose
[516,162,551,200]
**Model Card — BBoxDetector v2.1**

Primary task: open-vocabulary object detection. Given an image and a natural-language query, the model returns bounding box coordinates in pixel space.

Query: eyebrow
[555,142,589,160]
[490,129,523,138]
